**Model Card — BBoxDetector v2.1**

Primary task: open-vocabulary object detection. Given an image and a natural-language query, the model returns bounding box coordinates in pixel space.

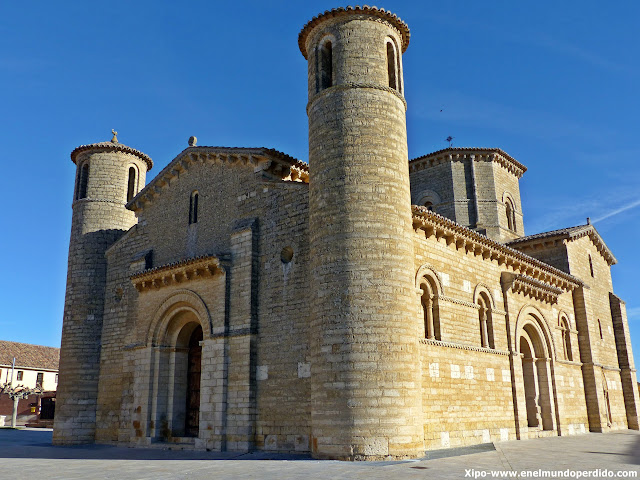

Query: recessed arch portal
[516,309,557,432]
[146,290,210,441]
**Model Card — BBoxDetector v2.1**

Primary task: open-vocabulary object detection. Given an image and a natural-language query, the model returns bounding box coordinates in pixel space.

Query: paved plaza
[1,428,639,479]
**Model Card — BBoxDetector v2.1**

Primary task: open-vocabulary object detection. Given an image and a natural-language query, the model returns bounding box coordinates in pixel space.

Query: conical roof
[71,132,152,170]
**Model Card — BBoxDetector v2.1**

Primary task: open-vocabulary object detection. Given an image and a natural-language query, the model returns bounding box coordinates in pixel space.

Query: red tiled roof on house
[0,341,60,371]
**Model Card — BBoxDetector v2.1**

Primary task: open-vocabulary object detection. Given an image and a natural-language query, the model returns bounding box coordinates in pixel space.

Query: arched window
[560,316,572,361]
[386,41,397,90]
[415,190,441,212]
[505,198,516,232]
[76,163,89,200]
[588,254,594,277]
[478,293,494,349]
[597,319,603,340]
[420,276,440,340]
[127,166,137,202]
[317,39,333,92]
[189,191,199,225]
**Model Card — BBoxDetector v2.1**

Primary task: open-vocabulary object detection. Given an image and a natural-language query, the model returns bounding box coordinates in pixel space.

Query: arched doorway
[149,309,204,440]
[519,322,554,431]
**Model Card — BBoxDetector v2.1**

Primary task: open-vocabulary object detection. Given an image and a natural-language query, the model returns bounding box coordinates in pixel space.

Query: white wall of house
[0,367,58,391]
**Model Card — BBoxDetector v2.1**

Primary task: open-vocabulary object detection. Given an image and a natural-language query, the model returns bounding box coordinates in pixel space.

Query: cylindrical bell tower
[53,132,151,444]
[300,7,424,460]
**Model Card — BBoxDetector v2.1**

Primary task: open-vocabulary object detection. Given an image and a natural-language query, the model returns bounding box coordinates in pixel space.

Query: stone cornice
[420,338,510,356]
[508,274,564,304]
[587,362,622,373]
[288,161,310,183]
[412,206,582,292]
[72,198,127,206]
[437,295,479,309]
[609,292,625,305]
[299,6,410,59]
[427,295,506,315]
[307,82,407,113]
[127,147,308,213]
[71,141,153,170]
[131,255,223,293]
[410,148,526,179]
[556,359,583,367]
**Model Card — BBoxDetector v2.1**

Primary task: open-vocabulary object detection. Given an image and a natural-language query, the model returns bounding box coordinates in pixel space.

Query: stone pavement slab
[1,428,639,479]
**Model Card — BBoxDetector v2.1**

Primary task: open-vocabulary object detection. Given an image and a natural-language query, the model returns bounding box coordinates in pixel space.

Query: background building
[0,340,59,425]
[0,341,59,391]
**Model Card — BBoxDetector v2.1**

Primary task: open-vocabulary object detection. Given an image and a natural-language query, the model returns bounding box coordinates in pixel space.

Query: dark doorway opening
[185,325,202,437]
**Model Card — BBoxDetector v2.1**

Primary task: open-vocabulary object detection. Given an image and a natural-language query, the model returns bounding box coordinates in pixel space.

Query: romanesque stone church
[54,6,639,460]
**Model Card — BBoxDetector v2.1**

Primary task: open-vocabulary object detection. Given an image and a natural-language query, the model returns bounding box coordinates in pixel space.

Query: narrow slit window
[127,167,136,202]
[561,317,573,361]
[387,42,397,90]
[189,191,199,224]
[77,163,89,199]
[588,254,594,277]
[74,167,82,200]
[318,40,332,91]
[598,319,603,339]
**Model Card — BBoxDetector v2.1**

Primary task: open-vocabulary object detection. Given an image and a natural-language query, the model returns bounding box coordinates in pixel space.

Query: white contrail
[593,198,640,223]
[625,307,640,321]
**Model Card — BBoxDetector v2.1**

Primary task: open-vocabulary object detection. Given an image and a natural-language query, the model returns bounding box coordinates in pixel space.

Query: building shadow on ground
[0,429,314,461]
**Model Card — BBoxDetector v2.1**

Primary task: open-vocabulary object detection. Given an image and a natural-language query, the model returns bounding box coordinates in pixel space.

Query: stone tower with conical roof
[299,7,424,460]
[53,133,151,444]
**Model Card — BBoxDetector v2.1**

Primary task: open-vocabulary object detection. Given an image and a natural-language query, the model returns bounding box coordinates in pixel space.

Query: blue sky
[1,1,639,363]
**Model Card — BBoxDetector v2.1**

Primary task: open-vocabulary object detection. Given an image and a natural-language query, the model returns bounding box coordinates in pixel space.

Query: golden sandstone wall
[409,152,525,243]
[412,213,590,449]
[303,9,423,460]
[54,144,149,445]
[94,150,313,451]
[567,237,630,431]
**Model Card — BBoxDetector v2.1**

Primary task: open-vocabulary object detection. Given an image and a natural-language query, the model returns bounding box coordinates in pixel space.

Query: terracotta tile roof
[410,147,527,179]
[508,225,588,243]
[507,224,617,266]
[127,146,306,212]
[299,6,410,59]
[71,141,153,170]
[0,341,60,371]
[130,254,221,280]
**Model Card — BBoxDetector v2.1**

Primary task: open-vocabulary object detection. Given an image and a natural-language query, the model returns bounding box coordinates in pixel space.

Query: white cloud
[523,33,629,74]
[525,187,640,235]
[626,307,640,321]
